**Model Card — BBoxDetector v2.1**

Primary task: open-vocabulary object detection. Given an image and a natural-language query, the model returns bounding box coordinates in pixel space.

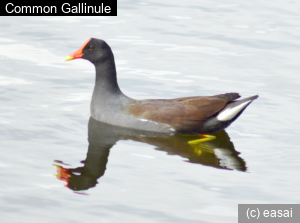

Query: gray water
[1,1,300,222]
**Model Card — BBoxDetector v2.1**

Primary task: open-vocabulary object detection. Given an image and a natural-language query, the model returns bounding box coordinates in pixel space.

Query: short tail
[216,95,258,122]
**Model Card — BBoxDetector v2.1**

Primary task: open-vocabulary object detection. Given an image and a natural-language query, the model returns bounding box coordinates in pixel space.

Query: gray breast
[90,91,175,134]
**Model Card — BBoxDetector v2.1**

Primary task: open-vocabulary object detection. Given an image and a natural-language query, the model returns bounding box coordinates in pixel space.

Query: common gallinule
[65,38,258,134]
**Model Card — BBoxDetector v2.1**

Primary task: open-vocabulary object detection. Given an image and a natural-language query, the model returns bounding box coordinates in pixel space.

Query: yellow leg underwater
[188,134,216,145]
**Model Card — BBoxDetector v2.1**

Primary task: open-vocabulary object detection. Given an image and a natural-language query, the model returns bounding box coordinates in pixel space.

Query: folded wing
[126,93,240,132]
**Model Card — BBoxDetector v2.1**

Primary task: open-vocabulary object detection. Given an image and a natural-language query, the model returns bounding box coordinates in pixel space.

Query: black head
[65,38,114,66]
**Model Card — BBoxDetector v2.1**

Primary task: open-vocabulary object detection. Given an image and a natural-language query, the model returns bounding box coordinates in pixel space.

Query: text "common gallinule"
[65,38,258,135]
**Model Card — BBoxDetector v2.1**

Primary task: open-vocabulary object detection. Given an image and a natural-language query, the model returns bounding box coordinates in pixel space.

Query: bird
[64,38,258,135]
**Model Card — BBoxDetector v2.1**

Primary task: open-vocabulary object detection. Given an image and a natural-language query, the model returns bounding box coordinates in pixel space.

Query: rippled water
[1,1,300,222]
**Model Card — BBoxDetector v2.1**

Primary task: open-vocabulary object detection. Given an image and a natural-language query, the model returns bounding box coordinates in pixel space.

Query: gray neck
[94,59,121,94]
[90,62,175,134]
[91,62,133,121]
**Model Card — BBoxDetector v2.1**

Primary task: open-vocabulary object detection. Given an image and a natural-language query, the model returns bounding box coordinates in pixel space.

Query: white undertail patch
[217,100,252,121]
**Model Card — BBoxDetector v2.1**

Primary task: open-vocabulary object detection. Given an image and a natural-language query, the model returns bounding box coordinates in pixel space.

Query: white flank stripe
[217,101,251,121]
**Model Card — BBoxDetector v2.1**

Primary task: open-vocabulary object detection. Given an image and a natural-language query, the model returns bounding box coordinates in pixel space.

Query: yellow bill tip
[53,164,61,169]
[64,55,74,61]
[53,173,60,178]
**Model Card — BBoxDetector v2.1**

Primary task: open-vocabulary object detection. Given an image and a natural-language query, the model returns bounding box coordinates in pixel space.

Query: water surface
[1,1,300,222]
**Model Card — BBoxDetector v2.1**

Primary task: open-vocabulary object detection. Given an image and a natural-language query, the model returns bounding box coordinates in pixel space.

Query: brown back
[125,93,240,132]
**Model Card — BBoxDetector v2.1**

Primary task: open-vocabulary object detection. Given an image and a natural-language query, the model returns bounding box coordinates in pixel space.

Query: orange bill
[64,38,91,61]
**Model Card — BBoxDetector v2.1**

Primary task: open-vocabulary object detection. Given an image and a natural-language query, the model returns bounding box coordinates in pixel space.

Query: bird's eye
[88,45,94,51]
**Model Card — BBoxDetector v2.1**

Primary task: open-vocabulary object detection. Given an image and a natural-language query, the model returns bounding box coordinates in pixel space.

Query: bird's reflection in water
[54,117,246,192]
